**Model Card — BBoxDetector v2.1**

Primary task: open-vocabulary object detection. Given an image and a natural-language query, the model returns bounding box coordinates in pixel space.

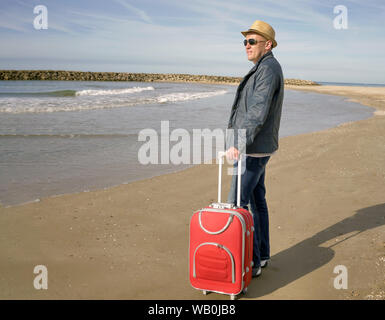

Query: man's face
[245,33,270,64]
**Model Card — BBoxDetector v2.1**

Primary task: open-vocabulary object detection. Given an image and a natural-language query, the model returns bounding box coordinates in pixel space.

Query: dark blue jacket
[227,51,284,154]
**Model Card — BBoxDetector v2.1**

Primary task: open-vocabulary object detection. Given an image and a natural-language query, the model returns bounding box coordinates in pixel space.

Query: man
[226,20,284,278]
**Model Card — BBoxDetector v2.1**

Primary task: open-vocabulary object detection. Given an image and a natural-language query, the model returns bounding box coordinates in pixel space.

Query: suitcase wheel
[230,294,236,300]
[202,290,209,295]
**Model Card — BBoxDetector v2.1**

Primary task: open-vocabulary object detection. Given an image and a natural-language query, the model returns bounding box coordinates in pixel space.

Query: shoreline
[285,85,385,113]
[0,85,375,209]
[0,85,384,299]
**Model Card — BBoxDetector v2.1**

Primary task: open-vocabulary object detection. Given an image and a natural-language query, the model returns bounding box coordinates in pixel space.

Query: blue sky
[0,0,384,84]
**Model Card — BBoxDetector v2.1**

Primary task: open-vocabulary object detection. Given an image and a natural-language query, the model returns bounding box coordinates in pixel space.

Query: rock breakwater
[0,70,319,85]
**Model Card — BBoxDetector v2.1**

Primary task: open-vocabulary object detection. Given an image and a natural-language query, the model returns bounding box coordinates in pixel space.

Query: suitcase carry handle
[217,151,242,208]
[198,211,234,235]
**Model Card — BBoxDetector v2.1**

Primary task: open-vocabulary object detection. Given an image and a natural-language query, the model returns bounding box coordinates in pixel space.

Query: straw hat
[241,20,277,48]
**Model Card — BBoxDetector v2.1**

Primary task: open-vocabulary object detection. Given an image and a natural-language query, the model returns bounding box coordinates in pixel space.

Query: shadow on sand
[246,203,385,298]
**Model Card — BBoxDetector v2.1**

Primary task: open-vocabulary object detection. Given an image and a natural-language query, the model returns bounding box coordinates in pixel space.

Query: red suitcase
[189,152,254,300]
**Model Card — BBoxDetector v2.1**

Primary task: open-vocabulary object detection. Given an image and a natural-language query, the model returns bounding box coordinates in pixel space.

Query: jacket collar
[229,51,274,112]
[248,50,274,74]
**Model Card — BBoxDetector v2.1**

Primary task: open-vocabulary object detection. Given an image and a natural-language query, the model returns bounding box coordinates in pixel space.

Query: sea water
[0,80,374,206]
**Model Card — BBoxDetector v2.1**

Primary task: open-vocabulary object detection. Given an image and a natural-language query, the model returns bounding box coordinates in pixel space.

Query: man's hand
[226,147,239,161]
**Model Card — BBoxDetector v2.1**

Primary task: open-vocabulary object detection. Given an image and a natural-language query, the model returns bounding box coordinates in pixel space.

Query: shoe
[252,266,261,278]
[261,259,269,268]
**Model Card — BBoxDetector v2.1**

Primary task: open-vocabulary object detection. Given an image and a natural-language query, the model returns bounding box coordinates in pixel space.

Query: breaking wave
[0,89,228,113]
[75,86,155,96]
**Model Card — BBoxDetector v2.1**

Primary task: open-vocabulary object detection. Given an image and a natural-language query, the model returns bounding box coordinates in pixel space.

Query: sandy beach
[0,85,384,300]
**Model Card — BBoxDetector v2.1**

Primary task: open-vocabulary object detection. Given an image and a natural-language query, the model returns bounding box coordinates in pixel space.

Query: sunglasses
[243,39,266,46]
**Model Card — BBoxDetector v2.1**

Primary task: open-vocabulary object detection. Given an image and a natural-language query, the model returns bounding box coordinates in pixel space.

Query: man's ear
[266,40,272,50]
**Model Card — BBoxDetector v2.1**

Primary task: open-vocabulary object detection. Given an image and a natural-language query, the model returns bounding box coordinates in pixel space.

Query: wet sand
[0,85,384,300]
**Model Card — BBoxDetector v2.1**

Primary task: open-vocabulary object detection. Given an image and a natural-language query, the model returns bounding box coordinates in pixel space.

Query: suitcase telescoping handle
[217,151,242,208]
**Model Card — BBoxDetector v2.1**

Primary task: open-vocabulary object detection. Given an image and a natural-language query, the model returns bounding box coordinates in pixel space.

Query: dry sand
[0,85,384,300]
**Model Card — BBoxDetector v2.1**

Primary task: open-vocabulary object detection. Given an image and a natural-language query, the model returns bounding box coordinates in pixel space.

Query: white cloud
[113,0,153,24]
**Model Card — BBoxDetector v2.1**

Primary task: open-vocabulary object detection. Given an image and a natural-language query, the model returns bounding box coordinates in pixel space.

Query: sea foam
[0,89,228,113]
[75,86,155,96]
[156,90,228,103]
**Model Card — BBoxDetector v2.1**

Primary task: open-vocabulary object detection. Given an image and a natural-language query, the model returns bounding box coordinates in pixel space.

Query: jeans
[227,156,270,269]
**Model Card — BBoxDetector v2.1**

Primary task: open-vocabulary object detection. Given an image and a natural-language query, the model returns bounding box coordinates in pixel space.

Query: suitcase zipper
[193,242,235,283]
[198,208,247,285]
